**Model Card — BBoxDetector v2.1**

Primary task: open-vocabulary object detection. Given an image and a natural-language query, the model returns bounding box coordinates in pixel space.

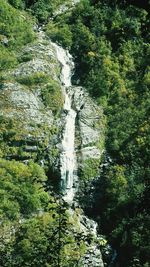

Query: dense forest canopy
[0,0,150,266]
[91,0,150,11]
[61,1,149,266]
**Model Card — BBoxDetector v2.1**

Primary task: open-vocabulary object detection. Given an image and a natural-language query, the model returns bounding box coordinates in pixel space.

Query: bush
[29,0,68,22]
[0,0,35,49]
[41,79,64,112]
[18,52,34,63]
[0,159,48,220]
[0,45,17,70]
[46,22,73,48]
[16,72,50,86]
[8,0,23,9]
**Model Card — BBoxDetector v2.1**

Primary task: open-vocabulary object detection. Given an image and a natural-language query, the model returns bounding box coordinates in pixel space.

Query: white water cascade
[52,42,77,203]
[35,29,105,266]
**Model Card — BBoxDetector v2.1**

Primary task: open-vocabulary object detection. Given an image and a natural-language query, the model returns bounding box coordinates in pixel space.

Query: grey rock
[0,82,53,126]
[0,30,63,165]
[53,0,80,17]
[69,209,104,267]
[13,31,60,82]
[13,58,56,80]
[80,146,103,160]
[24,146,38,152]
[68,86,104,157]
[0,36,9,46]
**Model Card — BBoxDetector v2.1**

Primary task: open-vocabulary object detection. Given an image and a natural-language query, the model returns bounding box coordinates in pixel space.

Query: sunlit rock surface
[0,25,105,266]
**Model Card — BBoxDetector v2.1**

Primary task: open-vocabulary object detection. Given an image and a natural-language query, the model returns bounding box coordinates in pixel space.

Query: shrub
[46,22,72,48]
[16,72,50,86]
[41,79,64,112]
[8,0,23,9]
[0,159,48,220]
[0,45,17,70]
[0,0,35,49]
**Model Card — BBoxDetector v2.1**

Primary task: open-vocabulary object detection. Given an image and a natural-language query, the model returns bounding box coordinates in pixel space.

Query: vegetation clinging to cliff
[0,0,150,266]
[48,0,150,265]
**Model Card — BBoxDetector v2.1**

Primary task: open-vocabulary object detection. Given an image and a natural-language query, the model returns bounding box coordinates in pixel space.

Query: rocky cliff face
[0,27,106,267]
[0,29,105,185]
[69,86,105,178]
[0,31,62,166]
[68,208,105,267]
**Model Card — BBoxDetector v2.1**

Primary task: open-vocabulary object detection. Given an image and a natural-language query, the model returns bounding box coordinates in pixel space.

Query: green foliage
[46,21,73,48]
[16,73,64,112]
[0,0,149,266]
[18,51,34,63]
[0,0,35,77]
[16,72,50,86]
[29,0,69,22]
[0,196,89,267]
[0,116,27,158]
[59,1,150,266]
[0,44,17,70]
[30,0,53,22]
[0,0,35,48]
[0,159,48,221]
[41,79,64,112]
[8,0,23,9]
[80,158,100,181]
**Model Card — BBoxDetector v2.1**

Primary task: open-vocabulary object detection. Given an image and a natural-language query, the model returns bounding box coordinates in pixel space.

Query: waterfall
[36,30,105,266]
[52,42,77,203]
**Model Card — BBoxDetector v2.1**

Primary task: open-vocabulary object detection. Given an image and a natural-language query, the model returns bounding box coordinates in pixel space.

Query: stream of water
[52,42,77,203]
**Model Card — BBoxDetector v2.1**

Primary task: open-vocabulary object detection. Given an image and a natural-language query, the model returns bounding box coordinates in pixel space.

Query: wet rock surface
[67,86,104,156]
[53,40,105,265]
[65,86,105,183]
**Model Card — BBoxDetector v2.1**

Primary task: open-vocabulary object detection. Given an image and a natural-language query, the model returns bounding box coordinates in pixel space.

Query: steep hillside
[0,0,150,267]
[0,1,105,266]
[54,1,149,266]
